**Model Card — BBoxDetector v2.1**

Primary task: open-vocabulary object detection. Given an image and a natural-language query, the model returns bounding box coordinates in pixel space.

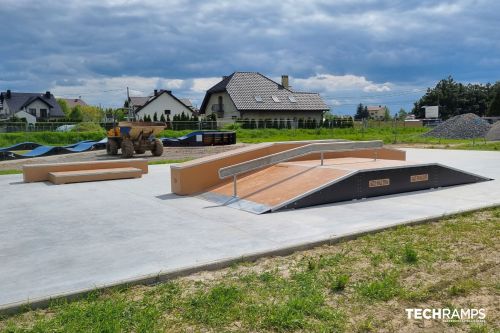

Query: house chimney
[154,89,158,96]
[6,90,11,98]
[281,75,289,89]
[45,91,51,98]
[222,75,228,80]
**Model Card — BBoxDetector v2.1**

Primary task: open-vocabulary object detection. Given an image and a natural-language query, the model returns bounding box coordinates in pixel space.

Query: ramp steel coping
[218,140,384,197]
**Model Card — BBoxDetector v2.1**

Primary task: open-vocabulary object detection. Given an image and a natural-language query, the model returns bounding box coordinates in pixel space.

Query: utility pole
[127,87,134,121]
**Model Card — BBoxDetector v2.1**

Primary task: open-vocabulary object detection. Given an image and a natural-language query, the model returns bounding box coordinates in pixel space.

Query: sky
[1,0,499,115]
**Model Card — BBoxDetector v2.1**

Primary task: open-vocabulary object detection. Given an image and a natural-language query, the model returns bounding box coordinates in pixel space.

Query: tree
[57,99,71,118]
[488,86,500,116]
[397,108,408,120]
[153,112,158,122]
[412,76,499,119]
[70,106,83,122]
[383,107,391,121]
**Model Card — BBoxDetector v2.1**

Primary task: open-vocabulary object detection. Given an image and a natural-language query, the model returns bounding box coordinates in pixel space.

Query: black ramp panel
[274,164,491,212]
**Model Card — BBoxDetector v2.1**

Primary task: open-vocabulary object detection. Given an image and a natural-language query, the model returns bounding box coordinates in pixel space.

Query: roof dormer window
[288,95,297,103]
[271,95,280,102]
[254,95,263,102]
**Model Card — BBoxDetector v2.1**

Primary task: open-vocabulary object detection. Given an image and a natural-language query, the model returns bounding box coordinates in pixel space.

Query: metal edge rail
[218,140,384,197]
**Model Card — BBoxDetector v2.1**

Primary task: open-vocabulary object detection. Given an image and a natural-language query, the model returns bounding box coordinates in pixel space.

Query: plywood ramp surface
[208,164,350,207]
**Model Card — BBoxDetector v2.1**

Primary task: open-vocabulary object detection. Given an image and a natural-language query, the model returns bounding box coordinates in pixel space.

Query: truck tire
[151,138,163,157]
[121,139,134,158]
[106,139,118,155]
[135,148,146,154]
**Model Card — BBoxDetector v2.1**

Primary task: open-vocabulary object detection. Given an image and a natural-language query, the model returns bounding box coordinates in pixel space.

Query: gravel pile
[486,121,500,141]
[423,113,491,139]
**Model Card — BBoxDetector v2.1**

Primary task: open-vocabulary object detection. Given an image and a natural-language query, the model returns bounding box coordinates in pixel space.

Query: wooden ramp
[200,157,491,214]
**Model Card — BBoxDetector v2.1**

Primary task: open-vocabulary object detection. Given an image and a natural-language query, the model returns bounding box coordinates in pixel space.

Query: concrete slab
[0,148,499,312]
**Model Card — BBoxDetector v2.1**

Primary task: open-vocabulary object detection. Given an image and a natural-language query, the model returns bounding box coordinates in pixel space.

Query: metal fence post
[233,175,238,198]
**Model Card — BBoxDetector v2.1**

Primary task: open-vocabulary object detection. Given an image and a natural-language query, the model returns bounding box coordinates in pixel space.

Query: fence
[0,118,425,133]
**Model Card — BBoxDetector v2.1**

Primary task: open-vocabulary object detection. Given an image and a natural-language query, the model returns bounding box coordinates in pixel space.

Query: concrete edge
[1,202,498,316]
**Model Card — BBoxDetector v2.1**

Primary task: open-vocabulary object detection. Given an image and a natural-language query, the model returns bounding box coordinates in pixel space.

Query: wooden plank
[23,159,148,182]
[48,167,142,185]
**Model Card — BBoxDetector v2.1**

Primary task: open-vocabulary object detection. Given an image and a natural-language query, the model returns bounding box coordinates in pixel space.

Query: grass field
[1,208,498,332]
[0,131,105,147]
[1,127,498,151]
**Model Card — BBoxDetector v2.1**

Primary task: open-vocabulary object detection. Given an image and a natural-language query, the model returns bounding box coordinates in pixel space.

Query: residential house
[132,90,194,120]
[127,96,150,113]
[0,90,65,122]
[179,98,198,114]
[199,72,329,123]
[61,98,87,108]
[367,105,388,120]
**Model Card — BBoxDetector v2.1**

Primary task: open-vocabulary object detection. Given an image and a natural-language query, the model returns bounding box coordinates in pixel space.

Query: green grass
[1,127,499,151]
[0,131,105,147]
[0,170,22,175]
[1,207,498,332]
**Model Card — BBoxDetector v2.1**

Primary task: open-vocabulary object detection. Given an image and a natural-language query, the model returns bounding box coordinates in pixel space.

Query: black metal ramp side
[273,164,492,212]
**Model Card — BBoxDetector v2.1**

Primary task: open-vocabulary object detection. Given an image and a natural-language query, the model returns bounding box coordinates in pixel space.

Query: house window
[164,110,171,115]
[40,109,48,118]
[29,108,36,115]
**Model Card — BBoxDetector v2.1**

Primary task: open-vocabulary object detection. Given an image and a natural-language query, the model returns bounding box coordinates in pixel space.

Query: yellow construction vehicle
[106,121,165,158]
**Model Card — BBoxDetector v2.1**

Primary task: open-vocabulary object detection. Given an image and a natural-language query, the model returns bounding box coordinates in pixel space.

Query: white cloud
[190,77,221,93]
[293,74,392,93]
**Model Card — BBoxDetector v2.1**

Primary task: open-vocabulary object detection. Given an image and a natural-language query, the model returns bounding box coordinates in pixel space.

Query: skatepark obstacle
[170,140,491,213]
[23,159,148,184]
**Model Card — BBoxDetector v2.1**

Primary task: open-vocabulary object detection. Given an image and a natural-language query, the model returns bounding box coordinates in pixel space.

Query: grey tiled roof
[62,98,87,108]
[201,72,329,113]
[0,91,64,117]
[129,96,150,107]
[179,98,193,108]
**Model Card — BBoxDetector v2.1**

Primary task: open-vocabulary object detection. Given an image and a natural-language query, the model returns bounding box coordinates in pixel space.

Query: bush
[72,122,106,135]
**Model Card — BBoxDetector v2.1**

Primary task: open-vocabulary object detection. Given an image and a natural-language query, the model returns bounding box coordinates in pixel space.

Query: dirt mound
[486,121,500,141]
[423,113,491,139]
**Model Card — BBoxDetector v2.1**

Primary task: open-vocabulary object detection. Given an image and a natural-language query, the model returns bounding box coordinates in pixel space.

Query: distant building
[367,105,387,120]
[127,96,150,113]
[199,72,329,122]
[0,90,65,121]
[61,98,87,108]
[133,90,194,120]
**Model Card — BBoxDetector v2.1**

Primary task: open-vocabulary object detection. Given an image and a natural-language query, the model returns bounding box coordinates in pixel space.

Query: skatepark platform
[200,157,490,214]
[172,140,491,213]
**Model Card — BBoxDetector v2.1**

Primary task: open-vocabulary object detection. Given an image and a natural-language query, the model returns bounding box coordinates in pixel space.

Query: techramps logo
[405,308,487,323]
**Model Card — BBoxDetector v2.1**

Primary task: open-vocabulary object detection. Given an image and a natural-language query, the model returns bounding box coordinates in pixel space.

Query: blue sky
[1,0,499,115]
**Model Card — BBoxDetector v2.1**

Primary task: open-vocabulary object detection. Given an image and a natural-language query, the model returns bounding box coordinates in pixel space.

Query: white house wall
[14,110,36,124]
[205,92,239,120]
[25,99,53,118]
[136,93,192,120]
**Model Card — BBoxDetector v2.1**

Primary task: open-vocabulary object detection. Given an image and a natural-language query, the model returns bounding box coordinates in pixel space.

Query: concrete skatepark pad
[172,140,492,213]
[1,148,499,314]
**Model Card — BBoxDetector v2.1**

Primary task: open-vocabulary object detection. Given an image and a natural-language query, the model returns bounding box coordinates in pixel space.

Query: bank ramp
[170,140,491,214]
